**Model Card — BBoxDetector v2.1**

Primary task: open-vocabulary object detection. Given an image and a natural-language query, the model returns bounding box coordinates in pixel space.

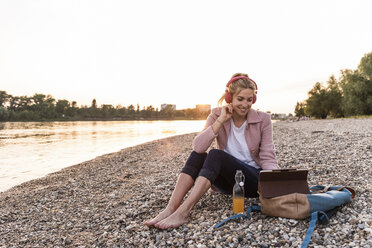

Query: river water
[0,120,205,192]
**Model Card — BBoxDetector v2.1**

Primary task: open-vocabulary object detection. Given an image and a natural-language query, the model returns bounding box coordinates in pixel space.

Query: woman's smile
[237,107,248,114]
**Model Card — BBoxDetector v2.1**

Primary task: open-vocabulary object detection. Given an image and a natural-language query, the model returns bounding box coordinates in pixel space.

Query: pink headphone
[225,76,258,104]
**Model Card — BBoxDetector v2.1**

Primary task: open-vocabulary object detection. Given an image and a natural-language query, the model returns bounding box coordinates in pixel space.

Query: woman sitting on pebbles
[145,73,279,229]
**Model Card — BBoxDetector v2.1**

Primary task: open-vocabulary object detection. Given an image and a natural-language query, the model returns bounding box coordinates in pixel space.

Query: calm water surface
[0,120,205,192]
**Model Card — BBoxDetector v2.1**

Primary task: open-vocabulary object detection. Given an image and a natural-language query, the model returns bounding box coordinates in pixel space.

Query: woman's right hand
[218,104,233,124]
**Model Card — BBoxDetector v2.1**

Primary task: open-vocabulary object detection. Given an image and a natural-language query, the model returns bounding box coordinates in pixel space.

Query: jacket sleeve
[192,109,219,153]
[258,114,280,170]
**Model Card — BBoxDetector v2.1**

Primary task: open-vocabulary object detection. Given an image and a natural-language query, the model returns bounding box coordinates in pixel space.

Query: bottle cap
[239,182,244,187]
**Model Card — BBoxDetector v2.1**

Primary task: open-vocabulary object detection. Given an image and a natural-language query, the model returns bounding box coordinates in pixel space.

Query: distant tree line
[295,52,372,119]
[0,93,210,121]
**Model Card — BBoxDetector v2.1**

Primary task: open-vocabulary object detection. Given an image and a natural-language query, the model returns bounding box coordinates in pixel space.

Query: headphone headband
[226,76,258,91]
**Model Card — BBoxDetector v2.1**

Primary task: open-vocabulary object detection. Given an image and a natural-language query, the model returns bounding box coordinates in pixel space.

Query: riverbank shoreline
[0,117,207,123]
[1,118,371,247]
[0,120,205,193]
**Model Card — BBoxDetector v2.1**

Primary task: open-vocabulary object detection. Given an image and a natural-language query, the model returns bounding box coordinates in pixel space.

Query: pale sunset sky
[1,0,371,114]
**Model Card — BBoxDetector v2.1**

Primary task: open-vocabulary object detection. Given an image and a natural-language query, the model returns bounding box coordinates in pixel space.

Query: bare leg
[144,173,194,226]
[154,176,211,229]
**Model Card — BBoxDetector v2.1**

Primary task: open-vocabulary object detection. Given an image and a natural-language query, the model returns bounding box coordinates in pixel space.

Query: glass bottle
[233,170,245,213]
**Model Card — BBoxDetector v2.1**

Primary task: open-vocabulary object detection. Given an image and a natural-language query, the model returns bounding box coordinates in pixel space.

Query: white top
[224,119,260,169]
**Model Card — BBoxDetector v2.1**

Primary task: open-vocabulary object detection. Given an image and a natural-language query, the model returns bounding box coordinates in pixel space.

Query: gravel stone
[0,118,371,247]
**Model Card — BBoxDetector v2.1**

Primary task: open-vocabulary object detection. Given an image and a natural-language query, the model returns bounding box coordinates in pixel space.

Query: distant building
[196,104,211,113]
[161,104,176,110]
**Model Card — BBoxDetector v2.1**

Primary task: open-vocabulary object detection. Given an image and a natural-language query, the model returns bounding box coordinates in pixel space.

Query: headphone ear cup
[252,95,257,104]
[225,92,232,103]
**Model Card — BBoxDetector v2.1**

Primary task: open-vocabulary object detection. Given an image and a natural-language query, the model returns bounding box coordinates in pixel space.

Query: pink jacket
[192,107,279,170]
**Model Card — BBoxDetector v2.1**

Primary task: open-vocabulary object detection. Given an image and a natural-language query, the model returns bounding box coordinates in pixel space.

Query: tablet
[258,169,310,198]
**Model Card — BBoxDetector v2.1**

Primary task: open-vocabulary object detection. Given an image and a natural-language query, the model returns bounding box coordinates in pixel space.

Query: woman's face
[232,88,254,118]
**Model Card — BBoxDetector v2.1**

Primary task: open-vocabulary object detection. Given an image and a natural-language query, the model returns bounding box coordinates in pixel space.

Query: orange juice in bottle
[233,170,245,213]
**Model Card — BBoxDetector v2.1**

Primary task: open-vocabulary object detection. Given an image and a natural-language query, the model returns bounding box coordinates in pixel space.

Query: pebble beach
[0,118,371,247]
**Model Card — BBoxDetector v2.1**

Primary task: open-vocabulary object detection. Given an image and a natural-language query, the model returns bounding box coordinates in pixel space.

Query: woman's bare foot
[144,207,175,226]
[154,210,190,229]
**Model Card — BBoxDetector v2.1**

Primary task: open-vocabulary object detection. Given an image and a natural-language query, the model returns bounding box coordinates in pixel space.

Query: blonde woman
[145,73,279,229]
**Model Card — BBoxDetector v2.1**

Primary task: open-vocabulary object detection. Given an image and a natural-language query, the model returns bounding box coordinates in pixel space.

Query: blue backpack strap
[301,211,328,248]
[213,205,261,229]
[213,213,245,229]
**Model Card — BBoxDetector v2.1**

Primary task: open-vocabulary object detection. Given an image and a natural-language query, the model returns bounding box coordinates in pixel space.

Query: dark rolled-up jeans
[181,149,261,197]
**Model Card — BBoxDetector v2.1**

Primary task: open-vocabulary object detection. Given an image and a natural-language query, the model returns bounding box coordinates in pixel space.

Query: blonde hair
[218,73,257,106]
